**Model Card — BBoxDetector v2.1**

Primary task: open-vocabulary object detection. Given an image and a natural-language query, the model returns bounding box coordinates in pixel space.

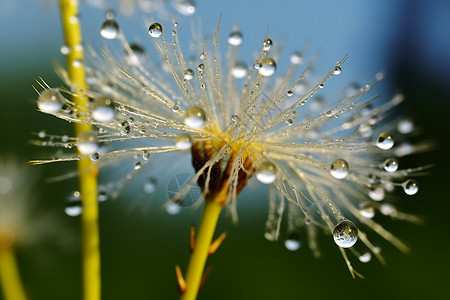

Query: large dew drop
[256,161,277,184]
[258,58,277,77]
[402,179,418,195]
[383,158,398,172]
[100,19,119,39]
[333,219,358,248]
[148,23,162,38]
[184,107,206,129]
[37,89,64,113]
[176,134,193,150]
[91,97,115,122]
[231,62,248,79]
[330,159,349,179]
[77,131,99,155]
[228,31,243,46]
[376,133,394,150]
[284,232,301,251]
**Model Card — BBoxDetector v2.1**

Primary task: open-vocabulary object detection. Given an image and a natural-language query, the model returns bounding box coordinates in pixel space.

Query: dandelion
[32,4,430,299]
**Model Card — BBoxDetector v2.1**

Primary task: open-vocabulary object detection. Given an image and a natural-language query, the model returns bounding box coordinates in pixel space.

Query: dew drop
[397,118,414,134]
[284,232,301,251]
[383,158,398,172]
[143,177,157,194]
[77,131,98,155]
[333,219,358,248]
[60,44,71,55]
[402,179,418,195]
[184,69,194,80]
[165,202,182,215]
[231,62,248,79]
[91,97,115,122]
[124,43,146,65]
[359,252,372,263]
[319,83,324,89]
[368,185,385,201]
[256,161,277,184]
[38,130,46,138]
[172,105,180,113]
[290,51,303,65]
[258,58,276,77]
[72,59,83,68]
[380,203,397,216]
[330,159,349,179]
[285,119,293,126]
[231,114,239,124]
[65,191,82,217]
[89,153,100,162]
[37,88,65,113]
[359,202,375,219]
[174,0,196,15]
[98,186,109,202]
[184,106,206,129]
[134,162,142,170]
[376,133,394,150]
[148,22,162,38]
[176,133,193,150]
[100,19,119,39]
[228,31,243,46]
[120,121,131,136]
[333,66,342,75]
[263,38,273,51]
[264,225,277,241]
[286,90,293,97]
[142,150,151,160]
[197,63,205,71]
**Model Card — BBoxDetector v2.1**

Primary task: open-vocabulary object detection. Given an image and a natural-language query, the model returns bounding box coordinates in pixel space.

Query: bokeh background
[1,0,450,299]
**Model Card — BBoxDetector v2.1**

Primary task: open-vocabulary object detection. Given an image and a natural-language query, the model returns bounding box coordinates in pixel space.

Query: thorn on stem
[175,265,186,294]
[208,231,227,255]
[199,266,213,290]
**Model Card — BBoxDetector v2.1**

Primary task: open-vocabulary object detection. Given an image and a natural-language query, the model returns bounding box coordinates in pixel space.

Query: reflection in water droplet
[100,19,120,39]
[231,62,248,79]
[284,232,301,251]
[333,219,358,248]
[258,58,277,77]
[359,202,375,218]
[77,131,98,155]
[359,252,372,263]
[148,23,163,38]
[37,89,65,113]
[92,97,115,122]
[165,202,182,215]
[397,118,414,134]
[184,107,206,129]
[383,158,398,172]
[256,161,277,184]
[368,185,385,201]
[376,133,394,150]
[330,159,349,179]
[65,191,82,217]
[333,66,342,75]
[263,38,273,51]
[228,31,243,46]
[176,134,193,150]
[184,69,194,80]
[290,51,303,65]
[402,179,418,195]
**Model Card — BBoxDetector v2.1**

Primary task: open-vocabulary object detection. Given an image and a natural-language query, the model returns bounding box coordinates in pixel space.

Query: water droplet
[231,114,239,124]
[37,88,65,113]
[333,66,342,75]
[402,179,418,195]
[330,159,349,179]
[333,219,358,248]
[121,121,131,135]
[197,63,205,71]
[231,62,248,79]
[176,134,193,150]
[98,186,109,202]
[319,83,325,88]
[256,161,277,184]
[165,202,182,215]
[285,119,293,126]
[359,202,375,219]
[380,203,397,216]
[60,44,71,55]
[174,0,196,15]
[383,158,398,172]
[228,31,243,46]
[148,22,162,38]
[89,153,100,162]
[142,150,151,160]
[143,177,157,194]
[368,185,385,201]
[286,90,293,97]
[199,52,205,60]
[138,125,146,135]
[184,106,206,129]
[397,118,414,134]
[77,131,98,155]
[376,133,394,150]
[264,225,277,241]
[290,51,303,65]
[91,97,115,122]
[65,191,82,217]
[172,105,180,113]
[100,19,119,39]
[284,232,301,251]
[72,59,83,68]
[359,252,372,263]
[258,58,276,77]
[61,135,69,142]
[38,130,46,138]
[134,162,142,170]
[263,38,273,51]
[184,69,194,80]
[124,43,146,65]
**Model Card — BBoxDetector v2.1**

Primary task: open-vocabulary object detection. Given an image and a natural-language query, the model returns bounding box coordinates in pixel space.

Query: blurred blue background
[0,0,449,299]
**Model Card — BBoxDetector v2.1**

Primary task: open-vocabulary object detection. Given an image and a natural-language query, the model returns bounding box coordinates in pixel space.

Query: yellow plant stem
[181,191,226,300]
[0,247,27,300]
[59,1,100,300]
